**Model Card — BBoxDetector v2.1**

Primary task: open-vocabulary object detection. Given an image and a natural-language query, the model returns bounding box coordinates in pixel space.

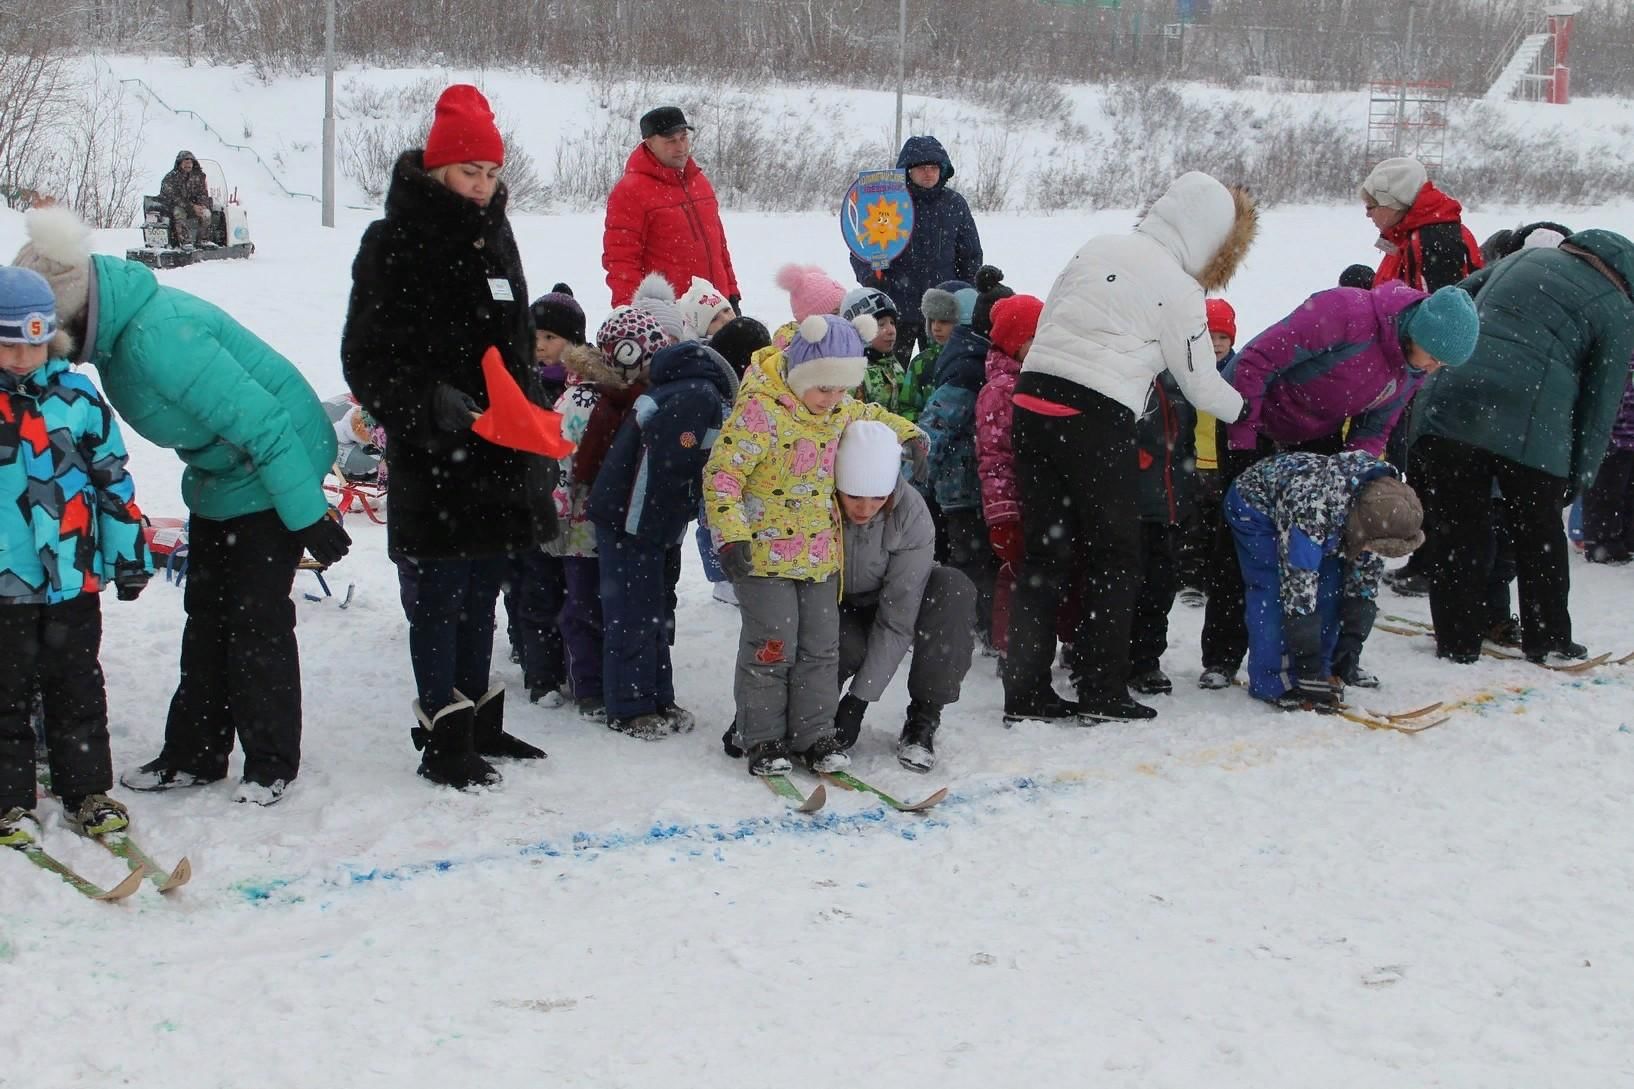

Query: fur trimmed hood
[562,342,641,390]
[1137,172,1257,293]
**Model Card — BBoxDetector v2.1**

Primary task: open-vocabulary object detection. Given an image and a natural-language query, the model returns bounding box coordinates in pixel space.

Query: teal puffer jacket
[1410,230,1634,489]
[84,255,335,529]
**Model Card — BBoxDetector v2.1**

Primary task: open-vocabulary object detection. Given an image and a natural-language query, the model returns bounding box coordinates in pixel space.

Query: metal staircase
[1483,28,1553,102]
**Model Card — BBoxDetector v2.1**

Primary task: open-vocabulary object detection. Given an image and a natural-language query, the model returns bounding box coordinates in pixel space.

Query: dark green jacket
[1410,229,1634,489]
[85,254,336,529]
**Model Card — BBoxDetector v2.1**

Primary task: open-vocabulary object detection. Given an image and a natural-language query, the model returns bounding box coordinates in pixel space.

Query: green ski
[93,831,192,893]
[762,774,825,813]
[6,840,146,901]
[820,770,947,813]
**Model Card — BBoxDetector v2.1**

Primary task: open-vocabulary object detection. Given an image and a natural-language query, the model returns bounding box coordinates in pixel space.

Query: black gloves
[833,692,868,749]
[114,560,150,602]
[299,511,352,565]
[717,540,754,582]
[432,383,480,433]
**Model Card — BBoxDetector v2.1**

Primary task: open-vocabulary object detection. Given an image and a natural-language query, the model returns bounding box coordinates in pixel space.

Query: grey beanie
[1360,157,1429,212]
[920,286,959,324]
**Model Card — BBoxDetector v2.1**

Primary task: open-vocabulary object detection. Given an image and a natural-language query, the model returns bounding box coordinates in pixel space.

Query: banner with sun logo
[841,169,915,272]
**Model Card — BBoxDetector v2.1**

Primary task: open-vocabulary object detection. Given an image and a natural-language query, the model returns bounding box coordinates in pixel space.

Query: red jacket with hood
[602,145,740,307]
[1374,182,1484,292]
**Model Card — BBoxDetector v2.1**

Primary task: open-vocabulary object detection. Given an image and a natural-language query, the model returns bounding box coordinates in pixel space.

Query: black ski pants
[0,595,110,811]
[160,510,305,785]
[1412,435,1574,659]
[1131,522,1179,675]
[1002,391,1142,704]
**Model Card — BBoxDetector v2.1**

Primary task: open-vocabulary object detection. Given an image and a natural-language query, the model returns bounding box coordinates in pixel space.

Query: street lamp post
[894,0,906,152]
[322,0,337,228]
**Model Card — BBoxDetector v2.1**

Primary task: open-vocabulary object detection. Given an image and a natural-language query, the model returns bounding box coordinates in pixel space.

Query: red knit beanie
[423,85,504,170]
[989,294,1044,360]
[1205,297,1237,344]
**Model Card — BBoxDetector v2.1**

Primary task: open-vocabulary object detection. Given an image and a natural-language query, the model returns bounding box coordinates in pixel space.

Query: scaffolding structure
[1366,81,1450,170]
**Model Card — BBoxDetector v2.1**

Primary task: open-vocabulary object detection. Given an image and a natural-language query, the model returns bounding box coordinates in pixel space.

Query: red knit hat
[1205,298,1237,344]
[423,85,504,170]
[989,294,1044,360]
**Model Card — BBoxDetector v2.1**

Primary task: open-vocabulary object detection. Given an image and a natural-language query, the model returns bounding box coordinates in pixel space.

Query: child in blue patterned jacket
[0,267,152,849]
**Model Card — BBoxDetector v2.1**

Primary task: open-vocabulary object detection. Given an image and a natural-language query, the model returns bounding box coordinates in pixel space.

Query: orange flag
[472,346,575,458]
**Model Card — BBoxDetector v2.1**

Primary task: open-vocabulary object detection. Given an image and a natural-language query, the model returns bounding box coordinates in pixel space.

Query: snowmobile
[126,157,254,270]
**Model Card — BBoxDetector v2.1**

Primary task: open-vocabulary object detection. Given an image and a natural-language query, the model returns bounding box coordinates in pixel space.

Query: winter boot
[1002,690,1082,726]
[466,686,546,760]
[61,793,129,836]
[119,758,217,793]
[233,778,288,807]
[0,807,41,848]
[659,704,697,734]
[412,697,501,789]
[896,701,940,773]
[745,740,791,777]
[1383,568,1429,596]
[1075,693,1158,723]
[1484,615,1523,648]
[607,712,670,741]
[575,696,607,722]
[1128,668,1173,695]
[1526,641,1590,666]
[800,734,850,774]
[1197,666,1236,690]
[529,684,567,709]
[722,720,744,759]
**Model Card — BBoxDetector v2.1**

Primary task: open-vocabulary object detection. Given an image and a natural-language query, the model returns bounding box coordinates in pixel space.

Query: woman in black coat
[341,84,550,788]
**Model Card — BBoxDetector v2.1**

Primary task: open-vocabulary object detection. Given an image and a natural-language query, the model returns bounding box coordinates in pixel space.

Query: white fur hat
[835,420,902,498]
[632,272,685,343]
[1522,227,1567,250]
[678,276,734,340]
[12,205,94,330]
[1360,157,1429,212]
[784,313,876,397]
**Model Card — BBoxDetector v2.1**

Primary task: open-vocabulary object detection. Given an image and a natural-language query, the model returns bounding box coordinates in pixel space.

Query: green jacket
[1410,230,1634,489]
[84,255,336,529]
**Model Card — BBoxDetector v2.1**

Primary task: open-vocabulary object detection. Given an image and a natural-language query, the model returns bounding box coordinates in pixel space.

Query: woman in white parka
[1003,172,1257,725]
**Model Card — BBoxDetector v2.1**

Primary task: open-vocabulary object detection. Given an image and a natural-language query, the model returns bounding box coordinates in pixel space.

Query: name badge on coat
[488,278,515,302]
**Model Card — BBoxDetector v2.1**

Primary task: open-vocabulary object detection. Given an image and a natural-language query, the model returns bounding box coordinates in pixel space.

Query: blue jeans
[405,555,508,713]
[595,527,680,721]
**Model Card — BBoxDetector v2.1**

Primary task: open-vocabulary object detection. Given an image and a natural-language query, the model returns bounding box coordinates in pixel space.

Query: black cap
[640,106,692,139]
[1339,263,1377,289]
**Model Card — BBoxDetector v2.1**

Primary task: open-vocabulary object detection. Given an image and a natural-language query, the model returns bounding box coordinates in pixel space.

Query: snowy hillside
[3,59,1634,1089]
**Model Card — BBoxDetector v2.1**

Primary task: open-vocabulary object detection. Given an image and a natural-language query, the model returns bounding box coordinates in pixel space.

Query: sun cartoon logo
[861,198,906,250]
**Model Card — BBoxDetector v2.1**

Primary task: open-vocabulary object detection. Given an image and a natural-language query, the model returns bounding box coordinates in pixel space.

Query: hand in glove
[432,383,480,433]
[833,692,867,749]
[717,540,754,582]
[114,560,151,602]
[989,521,1024,567]
[298,510,352,565]
[903,437,930,484]
[728,294,742,316]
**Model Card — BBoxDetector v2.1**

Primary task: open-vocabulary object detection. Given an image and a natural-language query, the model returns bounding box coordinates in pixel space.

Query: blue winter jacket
[0,358,151,604]
[918,326,991,511]
[848,137,983,328]
[588,342,739,544]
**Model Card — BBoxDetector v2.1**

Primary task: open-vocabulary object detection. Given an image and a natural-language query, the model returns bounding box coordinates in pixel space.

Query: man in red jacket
[602,107,741,310]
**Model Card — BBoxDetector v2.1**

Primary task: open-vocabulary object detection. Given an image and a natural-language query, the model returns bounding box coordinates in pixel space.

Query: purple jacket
[1226,282,1428,458]
[1610,368,1634,453]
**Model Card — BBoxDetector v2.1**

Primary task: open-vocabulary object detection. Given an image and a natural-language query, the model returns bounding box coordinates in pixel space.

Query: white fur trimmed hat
[12,205,94,331]
[1360,157,1429,212]
[784,313,876,397]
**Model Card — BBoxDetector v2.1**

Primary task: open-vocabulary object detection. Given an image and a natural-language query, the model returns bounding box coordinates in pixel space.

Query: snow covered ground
[2,60,1634,1089]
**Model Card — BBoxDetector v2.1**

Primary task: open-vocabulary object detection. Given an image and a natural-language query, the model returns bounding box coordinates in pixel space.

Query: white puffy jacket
[1023,171,1249,424]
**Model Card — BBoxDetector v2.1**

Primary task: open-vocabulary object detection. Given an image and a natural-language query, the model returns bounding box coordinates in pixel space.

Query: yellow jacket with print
[705,346,922,581]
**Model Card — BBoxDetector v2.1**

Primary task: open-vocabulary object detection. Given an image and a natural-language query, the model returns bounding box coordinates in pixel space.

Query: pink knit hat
[775,263,847,323]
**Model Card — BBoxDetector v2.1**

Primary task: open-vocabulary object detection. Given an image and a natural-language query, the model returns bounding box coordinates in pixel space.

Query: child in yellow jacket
[707,314,924,777]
